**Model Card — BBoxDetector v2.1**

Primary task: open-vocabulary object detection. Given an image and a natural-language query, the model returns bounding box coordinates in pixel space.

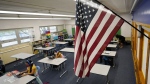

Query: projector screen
[50,26,57,32]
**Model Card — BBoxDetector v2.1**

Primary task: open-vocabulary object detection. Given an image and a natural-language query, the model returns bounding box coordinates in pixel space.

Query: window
[19,29,30,38]
[2,41,18,47]
[0,30,17,41]
[40,27,49,34]
[21,38,30,43]
[50,26,57,32]
[0,28,33,47]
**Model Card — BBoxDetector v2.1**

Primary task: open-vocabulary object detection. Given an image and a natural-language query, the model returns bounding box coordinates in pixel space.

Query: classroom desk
[64,39,74,46]
[77,64,110,84]
[34,47,54,50]
[64,39,75,41]
[59,48,74,78]
[38,57,67,72]
[11,53,35,66]
[101,51,117,67]
[0,75,35,84]
[34,47,54,56]
[102,51,116,57]
[111,40,118,43]
[55,42,68,44]
[107,44,117,48]
[60,48,74,53]
[11,53,34,59]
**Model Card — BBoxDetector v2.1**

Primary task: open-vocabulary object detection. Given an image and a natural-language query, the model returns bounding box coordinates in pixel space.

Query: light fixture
[0,17,72,20]
[0,10,75,17]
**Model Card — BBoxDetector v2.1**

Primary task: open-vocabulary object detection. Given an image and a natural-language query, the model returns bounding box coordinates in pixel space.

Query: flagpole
[92,0,150,39]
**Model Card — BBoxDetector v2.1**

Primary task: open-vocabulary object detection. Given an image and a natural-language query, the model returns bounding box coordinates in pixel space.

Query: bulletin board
[72,28,75,36]
[116,29,121,35]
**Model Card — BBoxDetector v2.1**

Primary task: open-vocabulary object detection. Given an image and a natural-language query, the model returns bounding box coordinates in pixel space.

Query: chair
[35,66,43,84]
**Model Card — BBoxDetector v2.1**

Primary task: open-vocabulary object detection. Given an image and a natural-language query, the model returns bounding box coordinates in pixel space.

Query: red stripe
[84,14,116,73]
[86,19,124,76]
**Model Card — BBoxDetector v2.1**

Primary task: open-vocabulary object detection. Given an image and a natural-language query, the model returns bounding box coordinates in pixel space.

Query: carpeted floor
[4,45,136,84]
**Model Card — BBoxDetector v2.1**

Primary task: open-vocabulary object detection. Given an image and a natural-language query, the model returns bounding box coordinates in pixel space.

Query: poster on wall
[45,31,51,39]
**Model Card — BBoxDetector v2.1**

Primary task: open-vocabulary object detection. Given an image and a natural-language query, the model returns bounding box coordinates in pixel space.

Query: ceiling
[0,0,135,18]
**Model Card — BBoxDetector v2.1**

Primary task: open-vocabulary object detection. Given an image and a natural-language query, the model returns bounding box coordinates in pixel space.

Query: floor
[4,45,136,84]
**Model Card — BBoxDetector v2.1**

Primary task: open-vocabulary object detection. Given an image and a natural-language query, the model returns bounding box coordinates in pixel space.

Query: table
[107,44,117,48]
[101,51,117,67]
[77,64,110,84]
[0,75,35,84]
[55,42,68,44]
[111,40,118,43]
[59,48,74,78]
[38,57,67,72]
[64,39,74,46]
[11,53,34,59]
[102,51,116,57]
[34,47,54,56]
[34,47,54,50]
[90,64,110,84]
[64,39,75,41]
[60,48,74,53]
[11,53,35,66]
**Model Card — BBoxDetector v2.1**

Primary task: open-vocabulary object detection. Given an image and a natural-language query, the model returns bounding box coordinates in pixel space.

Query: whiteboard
[142,33,149,77]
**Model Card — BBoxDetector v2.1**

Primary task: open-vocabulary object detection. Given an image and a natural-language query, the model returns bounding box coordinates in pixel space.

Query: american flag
[74,0,124,78]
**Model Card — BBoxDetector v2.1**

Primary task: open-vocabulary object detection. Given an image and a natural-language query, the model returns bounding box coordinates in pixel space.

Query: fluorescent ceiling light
[0,17,71,20]
[0,10,75,17]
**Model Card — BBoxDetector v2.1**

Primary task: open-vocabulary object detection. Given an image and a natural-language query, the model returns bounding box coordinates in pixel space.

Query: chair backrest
[36,66,40,72]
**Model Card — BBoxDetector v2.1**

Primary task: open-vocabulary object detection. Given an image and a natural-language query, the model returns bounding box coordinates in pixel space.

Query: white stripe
[84,16,121,75]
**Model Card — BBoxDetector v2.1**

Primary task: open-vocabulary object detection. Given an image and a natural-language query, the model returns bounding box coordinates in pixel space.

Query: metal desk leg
[60,70,68,78]
[113,57,115,67]
[106,75,109,84]
[42,63,45,72]
[76,77,80,83]
[59,62,67,78]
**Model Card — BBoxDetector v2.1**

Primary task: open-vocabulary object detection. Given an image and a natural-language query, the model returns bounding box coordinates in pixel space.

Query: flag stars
[93,9,95,12]
[89,15,91,17]
[89,10,91,13]
[87,20,89,22]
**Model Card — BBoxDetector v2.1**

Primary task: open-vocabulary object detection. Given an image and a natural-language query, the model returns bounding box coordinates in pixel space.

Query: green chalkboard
[72,28,75,35]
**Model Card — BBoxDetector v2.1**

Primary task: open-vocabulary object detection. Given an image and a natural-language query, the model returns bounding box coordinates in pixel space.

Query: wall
[120,14,132,38]
[0,19,66,41]
[133,0,150,24]
[65,14,132,38]
[131,21,150,84]
[0,43,33,64]
[65,19,75,36]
